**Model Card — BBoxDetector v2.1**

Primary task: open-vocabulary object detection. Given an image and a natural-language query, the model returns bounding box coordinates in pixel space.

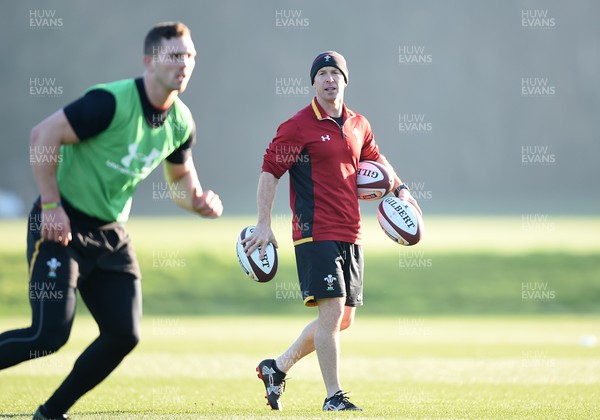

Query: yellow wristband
[41,201,62,210]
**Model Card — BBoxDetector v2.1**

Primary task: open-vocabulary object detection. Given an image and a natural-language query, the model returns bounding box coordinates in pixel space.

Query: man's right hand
[241,222,278,260]
[41,206,72,246]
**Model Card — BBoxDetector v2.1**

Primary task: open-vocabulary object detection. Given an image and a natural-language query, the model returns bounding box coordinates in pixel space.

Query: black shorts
[27,200,141,291]
[294,240,363,307]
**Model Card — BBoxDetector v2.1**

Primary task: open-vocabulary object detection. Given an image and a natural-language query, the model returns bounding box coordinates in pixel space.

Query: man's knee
[340,307,356,331]
[317,298,345,328]
[105,329,140,354]
[340,314,354,331]
[37,325,71,352]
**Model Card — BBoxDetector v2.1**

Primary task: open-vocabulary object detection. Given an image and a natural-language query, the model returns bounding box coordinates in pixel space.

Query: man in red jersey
[244,51,421,411]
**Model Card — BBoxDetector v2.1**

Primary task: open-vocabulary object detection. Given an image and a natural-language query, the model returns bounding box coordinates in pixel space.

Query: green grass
[1,216,599,316]
[0,316,598,419]
[1,216,599,418]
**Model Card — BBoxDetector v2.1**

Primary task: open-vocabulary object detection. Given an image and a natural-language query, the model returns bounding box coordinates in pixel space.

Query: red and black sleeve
[261,119,303,179]
[359,117,381,161]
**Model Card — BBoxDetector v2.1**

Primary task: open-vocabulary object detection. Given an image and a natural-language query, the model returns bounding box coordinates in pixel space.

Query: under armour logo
[121,143,161,169]
[77,233,102,247]
[324,401,346,411]
[261,366,282,396]
[321,135,330,142]
[324,55,331,62]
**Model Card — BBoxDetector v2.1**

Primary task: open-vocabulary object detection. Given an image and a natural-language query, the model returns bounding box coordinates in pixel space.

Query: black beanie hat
[310,51,348,85]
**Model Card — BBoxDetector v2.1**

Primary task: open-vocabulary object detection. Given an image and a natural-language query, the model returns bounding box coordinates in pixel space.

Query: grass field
[0,316,598,419]
[1,216,599,316]
[0,215,599,418]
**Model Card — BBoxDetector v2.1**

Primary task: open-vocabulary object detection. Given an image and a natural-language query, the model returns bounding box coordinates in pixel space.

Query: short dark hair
[144,22,191,55]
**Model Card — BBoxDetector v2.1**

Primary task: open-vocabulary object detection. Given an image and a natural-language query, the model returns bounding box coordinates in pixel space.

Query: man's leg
[41,271,141,415]
[257,305,355,410]
[275,305,355,373]
[0,277,76,370]
[313,297,345,398]
[0,233,77,370]
[258,241,360,409]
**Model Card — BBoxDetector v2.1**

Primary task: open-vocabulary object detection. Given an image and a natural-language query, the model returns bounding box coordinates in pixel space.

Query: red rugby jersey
[262,97,381,245]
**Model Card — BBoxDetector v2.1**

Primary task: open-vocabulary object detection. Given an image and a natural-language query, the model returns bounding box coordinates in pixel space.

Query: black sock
[38,404,59,417]
[41,401,64,418]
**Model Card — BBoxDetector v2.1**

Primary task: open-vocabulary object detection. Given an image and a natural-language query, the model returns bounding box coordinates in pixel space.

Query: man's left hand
[193,190,223,218]
[395,188,422,216]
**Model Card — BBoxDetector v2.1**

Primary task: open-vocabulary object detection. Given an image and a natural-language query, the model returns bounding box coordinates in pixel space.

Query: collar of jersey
[310,97,356,121]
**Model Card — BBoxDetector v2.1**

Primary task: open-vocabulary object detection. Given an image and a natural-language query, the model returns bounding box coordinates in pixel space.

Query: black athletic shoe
[323,391,362,411]
[256,359,286,410]
[33,405,69,420]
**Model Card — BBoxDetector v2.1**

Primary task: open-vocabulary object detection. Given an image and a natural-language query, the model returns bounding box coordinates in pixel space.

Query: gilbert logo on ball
[236,226,279,283]
[356,160,393,200]
[377,197,423,246]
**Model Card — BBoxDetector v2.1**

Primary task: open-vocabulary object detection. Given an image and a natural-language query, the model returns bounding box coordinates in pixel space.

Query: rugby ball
[356,160,393,200]
[376,197,423,246]
[236,226,278,283]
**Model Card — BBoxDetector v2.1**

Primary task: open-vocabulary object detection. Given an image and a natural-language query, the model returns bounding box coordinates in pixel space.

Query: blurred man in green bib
[0,22,222,419]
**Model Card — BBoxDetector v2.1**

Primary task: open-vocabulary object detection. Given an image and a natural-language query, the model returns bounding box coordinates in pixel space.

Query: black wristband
[393,184,409,197]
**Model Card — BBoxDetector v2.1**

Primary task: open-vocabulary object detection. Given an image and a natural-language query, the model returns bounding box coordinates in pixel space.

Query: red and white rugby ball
[236,226,278,283]
[377,197,423,246]
[357,160,393,201]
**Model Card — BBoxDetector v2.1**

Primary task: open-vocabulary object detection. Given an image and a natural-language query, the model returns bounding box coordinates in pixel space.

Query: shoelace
[333,391,353,405]
[269,375,287,395]
[277,378,287,394]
